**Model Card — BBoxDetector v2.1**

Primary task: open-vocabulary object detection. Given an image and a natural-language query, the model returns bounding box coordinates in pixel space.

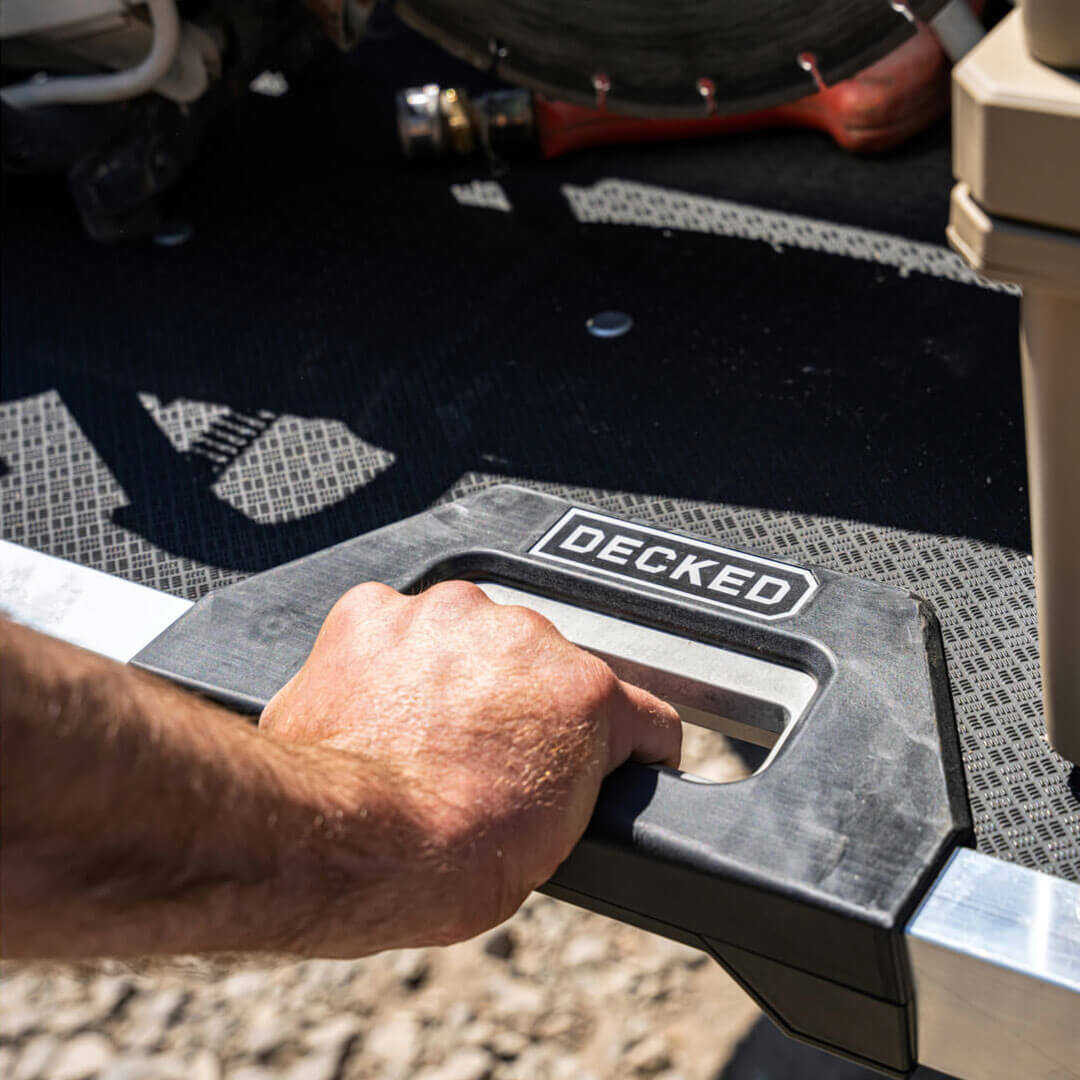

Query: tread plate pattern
[0,392,1076,881]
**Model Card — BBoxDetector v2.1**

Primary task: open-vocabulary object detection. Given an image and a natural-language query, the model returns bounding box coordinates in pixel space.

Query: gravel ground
[1,729,766,1080]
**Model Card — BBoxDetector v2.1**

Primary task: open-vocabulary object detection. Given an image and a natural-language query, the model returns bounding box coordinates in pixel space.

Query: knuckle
[335,581,398,617]
[420,579,486,608]
[322,582,402,640]
[500,604,556,638]
[578,653,620,705]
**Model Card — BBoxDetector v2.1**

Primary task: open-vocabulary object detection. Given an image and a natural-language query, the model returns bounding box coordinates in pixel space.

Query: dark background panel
[1,15,1027,568]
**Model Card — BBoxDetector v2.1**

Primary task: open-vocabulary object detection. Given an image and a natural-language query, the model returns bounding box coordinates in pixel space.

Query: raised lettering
[560,524,605,555]
[533,510,815,618]
[708,564,755,596]
[635,545,677,574]
[746,575,791,605]
[597,534,644,565]
[670,554,718,586]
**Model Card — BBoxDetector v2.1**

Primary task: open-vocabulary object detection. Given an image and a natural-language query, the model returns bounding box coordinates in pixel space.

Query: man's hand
[260,581,680,955]
[0,583,679,959]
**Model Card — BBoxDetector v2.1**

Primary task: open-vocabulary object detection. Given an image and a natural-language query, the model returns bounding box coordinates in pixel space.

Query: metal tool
[395,11,980,161]
[396,0,955,117]
[4,487,1078,1078]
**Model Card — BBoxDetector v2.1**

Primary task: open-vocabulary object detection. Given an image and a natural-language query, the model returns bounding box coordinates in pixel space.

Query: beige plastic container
[949,9,1080,763]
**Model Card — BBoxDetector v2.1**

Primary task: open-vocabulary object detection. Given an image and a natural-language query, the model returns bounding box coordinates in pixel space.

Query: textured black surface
[1,11,1076,890]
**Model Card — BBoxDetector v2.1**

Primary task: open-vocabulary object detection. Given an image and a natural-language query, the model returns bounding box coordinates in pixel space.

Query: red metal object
[535,7,983,157]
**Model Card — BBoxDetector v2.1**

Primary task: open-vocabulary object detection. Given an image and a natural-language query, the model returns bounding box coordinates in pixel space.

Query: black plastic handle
[134,485,970,1076]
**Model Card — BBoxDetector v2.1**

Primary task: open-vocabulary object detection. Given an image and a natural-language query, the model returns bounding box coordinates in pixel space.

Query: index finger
[605,679,683,772]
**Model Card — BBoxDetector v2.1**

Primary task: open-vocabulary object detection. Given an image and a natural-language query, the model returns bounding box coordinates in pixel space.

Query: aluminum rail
[2,538,1078,1078]
[908,847,1080,1079]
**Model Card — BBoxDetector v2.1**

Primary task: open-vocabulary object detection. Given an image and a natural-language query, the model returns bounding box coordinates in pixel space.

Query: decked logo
[530,509,817,620]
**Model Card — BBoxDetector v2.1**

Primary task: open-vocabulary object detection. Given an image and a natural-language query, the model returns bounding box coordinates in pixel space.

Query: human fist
[259,580,681,954]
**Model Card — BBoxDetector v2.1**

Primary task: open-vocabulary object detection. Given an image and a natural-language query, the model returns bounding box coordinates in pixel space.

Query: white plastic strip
[0,539,191,661]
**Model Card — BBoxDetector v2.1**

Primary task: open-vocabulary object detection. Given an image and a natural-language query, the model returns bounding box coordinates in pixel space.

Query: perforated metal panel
[1,392,1077,882]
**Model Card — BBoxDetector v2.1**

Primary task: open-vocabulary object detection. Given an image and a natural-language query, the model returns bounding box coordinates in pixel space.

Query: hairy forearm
[0,618,428,959]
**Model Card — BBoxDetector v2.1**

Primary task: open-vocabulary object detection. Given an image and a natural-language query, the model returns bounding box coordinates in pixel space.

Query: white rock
[663,964,690,995]
[499,1044,551,1080]
[125,987,190,1053]
[631,973,665,1001]
[550,1058,597,1080]
[584,965,634,998]
[444,1002,473,1029]
[243,1004,285,1060]
[0,1048,16,1080]
[414,1048,494,1080]
[283,1050,341,1080]
[14,1034,59,1080]
[0,971,35,1011]
[417,988,452,1024]
[392,949,430,989]
[295,962,352,996]
[44,975,84,1006]
[489,979,545,1020]
[461,1020,495,1048]
[366,1013,421,1071]
[144,990,188,1027]
[93,977,135,1018]
[189,1011,230,1053]
[619,1015,653,1048]
[124,1018,165,1054]
[622,1034,672,1076]
[221,973,267,1001]
[487,1030,528,1060]
[534,1011,582,1041]
[188,1049,222,1080]
[0,1004,40,1040]
[47,1033,116,1080]
[226,1068,274,1080]
[302,1015,361,1053]
[98,1053,186,1080]
[48,1004,101,1036]
[95,1057,155,1080]
[561,934,609,968]
[648,937,700,968]
[508,950,542,978]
